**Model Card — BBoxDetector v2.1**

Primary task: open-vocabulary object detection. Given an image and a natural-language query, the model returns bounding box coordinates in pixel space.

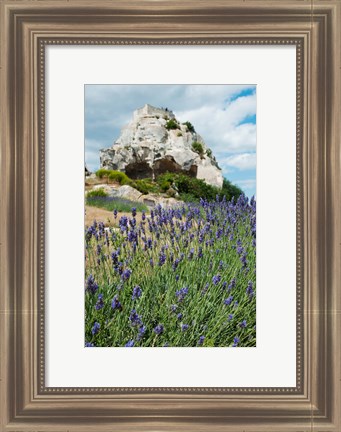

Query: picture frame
[1,0,340,430]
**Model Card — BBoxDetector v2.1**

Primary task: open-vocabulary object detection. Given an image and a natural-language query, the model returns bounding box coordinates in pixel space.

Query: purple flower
[154,324,164,335]
[132,285,142,300]
[228,278,236,291]
[240,253,247,268]
[212,274,221,285]
[228,314,234,321]
[111,295,122,311]
[85,342,94,347]
[119,215,128,232]
[113,209,118,219]
[125,340,134,347]
[172,258,180,271]
[175,287,189,302]
[239,320,247,328]
[137,325,146,341]
[181,324,189,332]
[246,281,254,298]
[91,322,100,335]
[86,274,98,294]
[177,313,183,320]
[170,304,177,313]
[127,229,137,243]
[95,293,104,310]
[121,268,132,282]
[224,296,234,306]
[201,283,209,296]
[158,252,166,266]
[198,336,205,346]
[98,222,105,236]
[85,224,96,241]
[131,207,137,217]
[129,309,142,327]
[232,337,240,347]
[111,249,120,265]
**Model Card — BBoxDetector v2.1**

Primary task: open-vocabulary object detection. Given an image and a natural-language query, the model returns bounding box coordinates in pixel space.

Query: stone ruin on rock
[99,104,223,188]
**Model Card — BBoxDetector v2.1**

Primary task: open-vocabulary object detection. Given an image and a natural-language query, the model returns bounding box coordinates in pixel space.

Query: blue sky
[85,85,256,197]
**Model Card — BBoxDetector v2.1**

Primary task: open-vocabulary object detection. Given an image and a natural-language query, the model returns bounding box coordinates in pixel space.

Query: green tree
[220,178,243,201]
[165,119,179,130]
[183,121,195,133]
[191,142,204,157]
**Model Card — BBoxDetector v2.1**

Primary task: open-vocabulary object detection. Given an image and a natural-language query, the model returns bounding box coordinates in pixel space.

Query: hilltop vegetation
[94,169,243,203]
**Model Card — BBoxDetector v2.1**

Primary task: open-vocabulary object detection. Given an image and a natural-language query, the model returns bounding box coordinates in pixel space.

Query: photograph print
[84,85,256,348]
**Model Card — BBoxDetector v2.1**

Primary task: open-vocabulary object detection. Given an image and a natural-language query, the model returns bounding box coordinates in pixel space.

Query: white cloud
[175,94,256,154]
[221,123,256,153]
[222,153,256,170]
[235,179,256,190]
[85,84,255,113]
[180,85,254,108]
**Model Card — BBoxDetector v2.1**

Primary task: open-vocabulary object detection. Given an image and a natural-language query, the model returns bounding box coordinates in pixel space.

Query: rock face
[100,104,223,188]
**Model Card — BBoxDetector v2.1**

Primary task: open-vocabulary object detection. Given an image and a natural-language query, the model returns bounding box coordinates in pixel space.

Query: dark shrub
[108,170,130,185]
[134,179,151,194]
[95,168,111,179]
[157,172,174,192]
[192,141,204,156]
[86,188,108,198]
[183,121,195,133]
[220,179,243,201]
[165,119,179,130]
[157,173,243,203]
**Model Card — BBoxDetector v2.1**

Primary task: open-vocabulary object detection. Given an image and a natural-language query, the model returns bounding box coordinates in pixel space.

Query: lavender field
[85,194,256,347]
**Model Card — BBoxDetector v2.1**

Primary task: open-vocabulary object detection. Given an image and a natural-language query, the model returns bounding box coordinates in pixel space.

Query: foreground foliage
[85,195,256,347]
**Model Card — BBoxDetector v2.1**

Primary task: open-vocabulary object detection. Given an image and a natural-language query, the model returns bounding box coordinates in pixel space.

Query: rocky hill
[100,104,223,188]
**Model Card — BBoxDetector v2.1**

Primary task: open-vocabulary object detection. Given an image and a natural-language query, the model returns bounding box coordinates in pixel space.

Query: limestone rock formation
[100,104,223,188]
